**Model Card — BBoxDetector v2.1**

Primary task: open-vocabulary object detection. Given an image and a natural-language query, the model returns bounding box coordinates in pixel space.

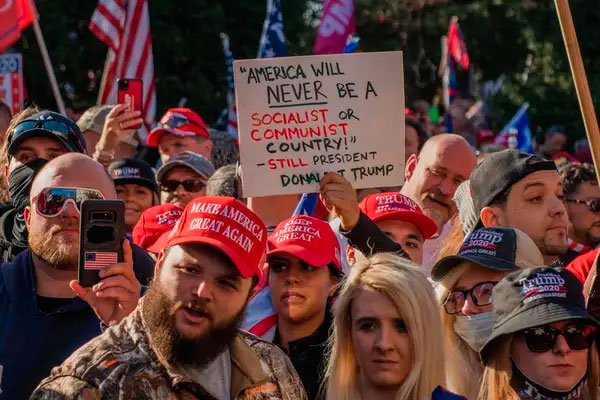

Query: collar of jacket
[139,297,270,396]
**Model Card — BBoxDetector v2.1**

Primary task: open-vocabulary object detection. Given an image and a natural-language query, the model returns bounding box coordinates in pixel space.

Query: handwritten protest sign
[0,53,24,115]
[234,51,405,197]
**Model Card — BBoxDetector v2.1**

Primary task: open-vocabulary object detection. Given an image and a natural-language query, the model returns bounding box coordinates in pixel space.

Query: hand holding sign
[234,51,405,197]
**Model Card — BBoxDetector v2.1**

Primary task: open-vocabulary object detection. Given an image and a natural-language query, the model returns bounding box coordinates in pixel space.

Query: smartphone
[78,200,126,287]
[117,78,143,129]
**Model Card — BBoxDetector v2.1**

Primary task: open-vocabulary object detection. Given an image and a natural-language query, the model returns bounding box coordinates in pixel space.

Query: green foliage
[11,0,600,141]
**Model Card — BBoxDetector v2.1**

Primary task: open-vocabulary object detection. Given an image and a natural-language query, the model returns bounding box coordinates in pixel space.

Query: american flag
[220,33,238,139]
[89,0,156,141]
[84,251,118,270]
[257,0,286,58]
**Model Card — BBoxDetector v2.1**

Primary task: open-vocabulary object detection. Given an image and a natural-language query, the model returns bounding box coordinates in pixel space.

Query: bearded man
[31,196,306,400]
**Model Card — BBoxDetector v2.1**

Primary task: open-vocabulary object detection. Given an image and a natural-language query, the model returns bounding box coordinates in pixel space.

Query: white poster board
[0,53,24,115]
[234,51,405,197]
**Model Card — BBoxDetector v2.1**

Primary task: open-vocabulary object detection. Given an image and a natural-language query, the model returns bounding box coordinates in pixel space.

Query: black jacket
[340,211,410,260]
[274,310,332,400]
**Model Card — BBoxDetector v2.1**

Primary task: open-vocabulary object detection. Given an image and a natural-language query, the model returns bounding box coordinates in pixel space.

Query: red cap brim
[167,235,259,278]
[371,211,438,240]
[147,128,172,147]
[267,245,340,270]
[146,231,171,254]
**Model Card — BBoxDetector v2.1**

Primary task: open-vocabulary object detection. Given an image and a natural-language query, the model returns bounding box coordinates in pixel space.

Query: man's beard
[29,225,78,270]
[143,280,244,368]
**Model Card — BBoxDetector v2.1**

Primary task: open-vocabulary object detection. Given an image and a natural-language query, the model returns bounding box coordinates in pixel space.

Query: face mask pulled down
[453,312,494,352]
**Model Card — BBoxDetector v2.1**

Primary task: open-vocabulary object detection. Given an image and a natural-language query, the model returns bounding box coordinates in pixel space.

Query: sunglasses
[160,179,206,193]
[32,187,105,217]
[566,198,600,213]
[9,119,85,154]
[520,323,596,353]
[161,116,205,131]
[444,281,498,315]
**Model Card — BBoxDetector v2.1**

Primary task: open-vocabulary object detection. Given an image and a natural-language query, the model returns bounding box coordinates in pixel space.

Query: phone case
[117,78,143,129]
[78,200,126,287]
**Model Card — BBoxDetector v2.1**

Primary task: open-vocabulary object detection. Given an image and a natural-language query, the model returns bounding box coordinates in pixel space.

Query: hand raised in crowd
[94,103,143,166]
[69,240,141,326]
[320,172,360,231]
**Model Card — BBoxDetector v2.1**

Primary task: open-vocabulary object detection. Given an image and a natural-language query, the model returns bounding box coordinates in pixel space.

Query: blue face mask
[453,312,494,351]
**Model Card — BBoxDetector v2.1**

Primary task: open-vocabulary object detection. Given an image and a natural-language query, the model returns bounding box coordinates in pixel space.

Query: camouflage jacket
[30,302,307,400]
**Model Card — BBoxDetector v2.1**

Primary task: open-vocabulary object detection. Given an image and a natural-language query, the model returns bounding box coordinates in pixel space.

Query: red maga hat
[165,196,267,278]
[132,203,183,254]
[267,215,341,270]
[147,108,210,147]
[359,192,438,240]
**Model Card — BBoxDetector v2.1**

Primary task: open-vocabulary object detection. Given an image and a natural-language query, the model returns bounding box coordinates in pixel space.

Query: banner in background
[0,53,24,114]
[313,0,355,55]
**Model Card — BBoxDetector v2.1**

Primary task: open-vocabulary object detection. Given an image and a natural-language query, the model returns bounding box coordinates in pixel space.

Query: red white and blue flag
[84,251,118,270]
[89,0,156,141]
[220,33,238,139]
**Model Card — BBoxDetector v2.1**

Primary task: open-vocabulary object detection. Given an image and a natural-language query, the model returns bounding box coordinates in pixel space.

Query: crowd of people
[0,97,598,400]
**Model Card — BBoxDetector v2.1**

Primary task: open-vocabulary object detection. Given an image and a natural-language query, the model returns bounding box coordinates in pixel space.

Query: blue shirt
[0,250,101,399]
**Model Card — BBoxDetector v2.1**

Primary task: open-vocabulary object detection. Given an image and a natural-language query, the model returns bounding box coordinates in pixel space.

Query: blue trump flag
[494,103,535,154]
[343,34,360,53]
[257,0,286,58]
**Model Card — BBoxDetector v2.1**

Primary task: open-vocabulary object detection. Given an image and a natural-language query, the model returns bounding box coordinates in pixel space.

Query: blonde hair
[480,334,599,400]
[435,262,484,399]
[325,253,445,400]
[436,216,465,263]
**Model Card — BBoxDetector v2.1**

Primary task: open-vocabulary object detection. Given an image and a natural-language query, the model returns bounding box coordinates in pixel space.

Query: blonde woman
[480,267,599,400]
[430,227,544,399]
[325,253,462,400]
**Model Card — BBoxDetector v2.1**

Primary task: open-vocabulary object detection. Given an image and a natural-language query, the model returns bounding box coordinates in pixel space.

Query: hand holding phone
[71,239,141,325]
[117,78,143,129]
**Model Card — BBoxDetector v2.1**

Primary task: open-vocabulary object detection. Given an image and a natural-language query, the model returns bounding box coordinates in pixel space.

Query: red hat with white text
[359,192,438,240]
[267,215,341,270]
[133,204,183,253]
[165,196,267,278]
[147,108,210,147]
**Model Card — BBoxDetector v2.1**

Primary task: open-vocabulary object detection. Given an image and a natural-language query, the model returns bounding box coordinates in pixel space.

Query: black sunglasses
[520,323,596,353]
[444,281,499,315]
[566,198,600,213]
[160,179,206,193]
[9,119,85,154]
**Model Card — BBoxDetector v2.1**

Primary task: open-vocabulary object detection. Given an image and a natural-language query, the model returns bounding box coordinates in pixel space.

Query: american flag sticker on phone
[84,252,118,270]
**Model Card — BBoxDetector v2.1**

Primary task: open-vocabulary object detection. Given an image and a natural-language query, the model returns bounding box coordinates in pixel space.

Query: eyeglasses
[444,281,499,314]
[8,119,86,154]
[160,179,206,193]
[520,323,596,353]
[32,187,105,217]
[566,198,600,213]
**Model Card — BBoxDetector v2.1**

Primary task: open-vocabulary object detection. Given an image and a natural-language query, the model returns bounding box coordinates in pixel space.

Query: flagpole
[28,0,66,114]
[554,0,600,182]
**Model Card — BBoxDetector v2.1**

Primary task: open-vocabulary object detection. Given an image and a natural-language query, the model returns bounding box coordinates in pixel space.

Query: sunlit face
[116,183,155,232]
[403,140,476,230]
[268,253,336,325]
[375,219,424,264]
[511,320,589,391]
[156,244,252,339]
[565,181,600,247]
[493,171,568,259]
[351,288,412,393]
[160,167,207,208]
[158,134,211,163]
[451,263,508,316]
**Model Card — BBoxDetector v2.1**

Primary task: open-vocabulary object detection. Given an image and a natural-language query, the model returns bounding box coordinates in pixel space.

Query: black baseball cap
[431,227,544,281]
[479,267,599,364]
[108,158,158,195]
[7,111,87,156]
[470,149,557,218]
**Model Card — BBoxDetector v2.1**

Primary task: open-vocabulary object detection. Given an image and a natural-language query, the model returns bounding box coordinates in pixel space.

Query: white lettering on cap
[189,217,225,233]
[220,205,264,241]
[222,225,253,253]
[519,272,567,304]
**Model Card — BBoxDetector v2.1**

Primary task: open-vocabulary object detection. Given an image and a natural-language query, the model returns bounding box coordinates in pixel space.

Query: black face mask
[511,359,587,400]
[7,158,48,247]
